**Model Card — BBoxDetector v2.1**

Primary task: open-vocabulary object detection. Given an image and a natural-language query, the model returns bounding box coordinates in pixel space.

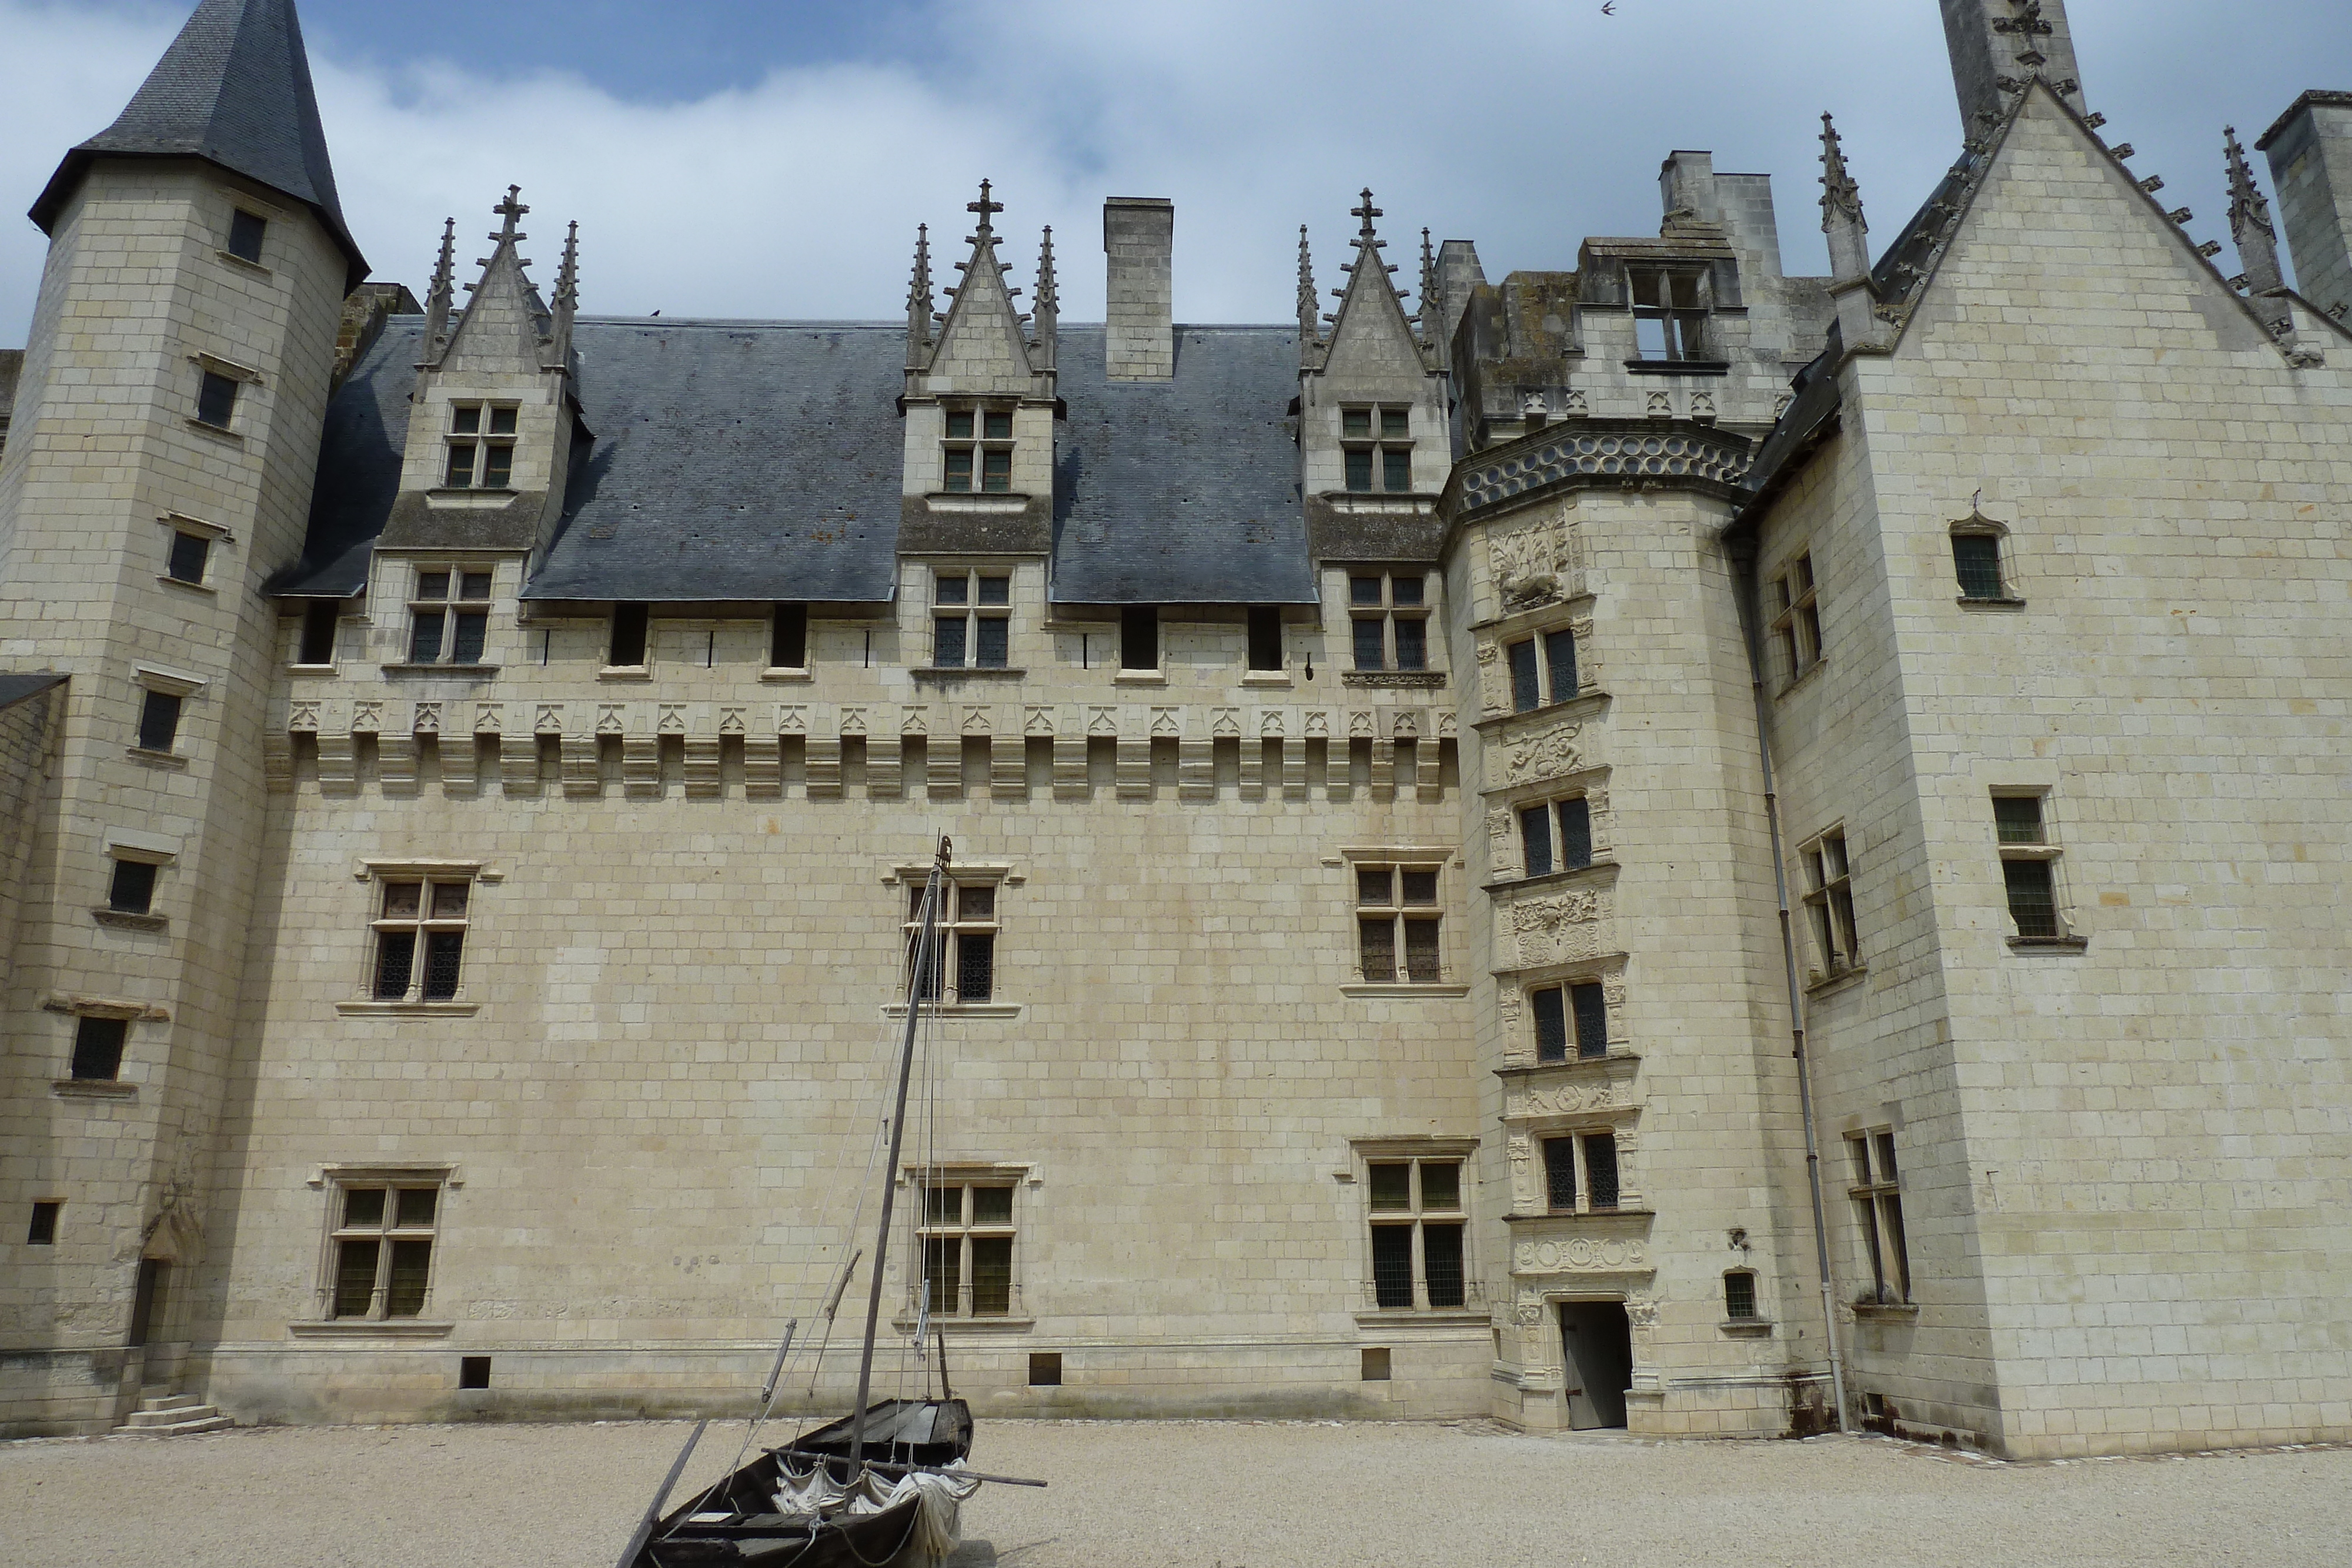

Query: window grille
[1953,532,2006,600]
[1505,627,1576,712]
[372,877,472,1002]
[1723,1271,1758,1320]
[412,568,494,665]
[1348,573,1429,672]
[1364,1157,1466,1310]
[1582,1133,1621,1210]
[1543,1138,1578,1211]
[1355,864,1442,984]
[327,1182,442,1320]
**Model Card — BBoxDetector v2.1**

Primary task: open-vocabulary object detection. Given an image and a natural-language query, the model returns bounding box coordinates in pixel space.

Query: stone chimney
[2257,91,2352,325]
[1104,197,1174,381]
[1940,0,2086,135]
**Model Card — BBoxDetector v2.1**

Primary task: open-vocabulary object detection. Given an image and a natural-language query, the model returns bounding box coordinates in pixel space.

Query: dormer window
[943,407,1013,493]
[408,567,492,665]
[1629,267,1708,362]
[444,404,517,489]
[1342,406,1413,493]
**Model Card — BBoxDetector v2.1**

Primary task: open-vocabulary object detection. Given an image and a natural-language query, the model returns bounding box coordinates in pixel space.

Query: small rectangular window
[1121,606,1159,671]
[1724,1271,1758,1320]
[1370,1226,1414,1308]
[1358,917,1396,984]
[481,444,513,488]
[71,1016,129,1081]
[227,208,267,263]
[1582,1133,1620,1210]
[1392,617,1426,672]
[108,858,158,914]
[944,450,974,492]
[946,410,974,440]
[459,1356,492,1389]
[1542,1139,1577,1211]
[1520,804,1554,878]
[195,370,238,429]
[28,1202,60,1246]
[1570,981,1608,1058]
[2003,859,2059,938]
[1028,1352,1063,1387]
[166,531,211,586]
[770,604,807,668]
[1345,449,1374,492]
[1532,987,1568,1062]
[1422,1223,1465,1308]
[444,445,476,487]
[1772,551,1823,683]
[1544,630,1578,703]
[1507,640,1541,712]
[974,616,1008,668]
[1382,449,1411,493]
[1352,617,1386,671]
[1559,798,1592,870]
[934,616,968,668]
[1349,576,1384,607]
[1342,409,1372,439]
[1379,409,1409,439]
[136,690,182,753]
[1247,607,1282,671]
[298,601,339,665]
[981,450,1012,492]
[1800,827,1860,975]
[609,603,649,667]
[1993,795,2044,844]
[1359,1347,1391,1381]
[371,875,472,1003]
[983,410,1013,442]
[1953,533,2006,600]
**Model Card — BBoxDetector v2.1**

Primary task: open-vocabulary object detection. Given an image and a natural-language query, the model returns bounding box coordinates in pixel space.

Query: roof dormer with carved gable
[379,186,585,564]
[900,182,1058,557]
[1299,190,1449,566]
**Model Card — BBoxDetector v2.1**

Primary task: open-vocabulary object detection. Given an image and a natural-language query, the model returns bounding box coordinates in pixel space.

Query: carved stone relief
[1506,724,1582,782]
[1513,1238,1649,1273]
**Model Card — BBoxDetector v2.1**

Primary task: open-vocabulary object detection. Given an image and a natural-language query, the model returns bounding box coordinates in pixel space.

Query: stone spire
[1030,225,1058,370]
[1819,112,1871,283]
[1417,227,1442,351]
[2225,126,2287,302]
[544,219,581,370]
[1296,225,1320,352]
[420,216,456,365]
[28,0,367,286]
[906,223,934,370]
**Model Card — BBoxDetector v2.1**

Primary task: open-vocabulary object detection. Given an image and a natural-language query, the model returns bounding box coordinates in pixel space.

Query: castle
[4,0,2349,1459]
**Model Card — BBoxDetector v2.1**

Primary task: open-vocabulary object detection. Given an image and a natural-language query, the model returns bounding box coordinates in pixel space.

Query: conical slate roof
[29,0,366,289]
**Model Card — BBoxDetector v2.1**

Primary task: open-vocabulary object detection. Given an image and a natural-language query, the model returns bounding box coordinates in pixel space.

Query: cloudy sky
[2,0,2347,336]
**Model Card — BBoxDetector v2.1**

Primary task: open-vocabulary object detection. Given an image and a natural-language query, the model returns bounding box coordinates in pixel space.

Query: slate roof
[1048,325,1312,605]
[526,321,911,604]
[31,0,366,290]
[0,673,68,712]
[279,317,1317,608]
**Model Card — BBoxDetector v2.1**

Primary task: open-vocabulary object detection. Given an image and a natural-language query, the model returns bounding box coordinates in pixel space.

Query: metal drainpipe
[1731,534,1848,1432]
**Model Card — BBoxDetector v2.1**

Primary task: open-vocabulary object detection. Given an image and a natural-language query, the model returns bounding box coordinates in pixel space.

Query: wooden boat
[618,840,1027,1568]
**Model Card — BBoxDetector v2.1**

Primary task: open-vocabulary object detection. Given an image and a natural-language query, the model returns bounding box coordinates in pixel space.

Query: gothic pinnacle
[1818,113,1865,229]
[2224,125,2287,304]
[1296,225,1319,342]
[1418,227,1440,348]
[1033,225,1058,314]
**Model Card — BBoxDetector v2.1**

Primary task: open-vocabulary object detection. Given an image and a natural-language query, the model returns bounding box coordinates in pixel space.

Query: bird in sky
[1601,2,1616,13]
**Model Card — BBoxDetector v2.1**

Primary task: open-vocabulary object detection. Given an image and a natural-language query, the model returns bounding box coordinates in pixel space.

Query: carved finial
[1418,226,1441,349]
[1031,225,1058,372]
[2225,126,2284,294]
[1033,225,1058,315]
[1297,225,1319,345]
[420,216,457,365]
[1820,112,1872,286]
[493,185,529,245]
[906,223,934,369]
[544,220,582,368]
[1351,187,1383,239]
[967,179,1004,233]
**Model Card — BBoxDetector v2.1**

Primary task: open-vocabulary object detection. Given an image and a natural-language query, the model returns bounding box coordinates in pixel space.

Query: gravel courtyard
[5,1418,2346,1567]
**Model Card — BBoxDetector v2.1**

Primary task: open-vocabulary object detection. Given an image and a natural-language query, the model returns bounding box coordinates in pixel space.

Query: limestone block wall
[1760,92,2352,1457]
[1447,478,1822,1439]
[202,559,1492,1424]
[0,158,349,1435]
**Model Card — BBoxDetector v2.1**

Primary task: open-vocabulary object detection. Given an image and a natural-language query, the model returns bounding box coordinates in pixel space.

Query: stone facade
[4,0,2350,1458]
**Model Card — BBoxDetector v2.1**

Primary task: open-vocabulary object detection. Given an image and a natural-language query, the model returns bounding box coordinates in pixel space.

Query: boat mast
[847,835,948,1462]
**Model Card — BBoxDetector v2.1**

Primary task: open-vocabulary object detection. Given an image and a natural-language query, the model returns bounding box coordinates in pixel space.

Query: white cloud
[3,0,2348,337]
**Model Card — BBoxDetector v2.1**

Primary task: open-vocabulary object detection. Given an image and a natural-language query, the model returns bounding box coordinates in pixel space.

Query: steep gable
[927,224,1034,388]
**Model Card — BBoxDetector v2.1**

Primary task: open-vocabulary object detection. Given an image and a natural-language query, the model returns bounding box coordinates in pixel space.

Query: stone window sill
[383,663,500,677]
[760,667,813,683]
[1240,671,1292,687]
[1339,983,1470,999]
[125,747,189,769]
[53,1079,137,1099]
[1623,359,1730,376]
[882,1002,1023,1019]
[1339,670,1448,690]
[1852,1301,1919,1321]
[1482,860,1616,897]
[91,908,169,933]
[158,573,216,595]
[1720,1319,1775,1335]
[889,1316,1036,1334]
[911,666,1027,680]
[216,249,272,278]
[598,666,652,682]
[1956,594,2027,610]
[1351,1308,1491,1327]
[1473,689,1609,734]
[1776,658,1828,700]
[2008,934,2089,952]
[286,1320,455,1339]
[288,663,339,676]
[335,1000,482,1017]
[1505,1207,1655,1222]
[1495,1048,1641,1078]
[1804,962,1868,998]
[186,417,243,443]
[1112,669,1167,686]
